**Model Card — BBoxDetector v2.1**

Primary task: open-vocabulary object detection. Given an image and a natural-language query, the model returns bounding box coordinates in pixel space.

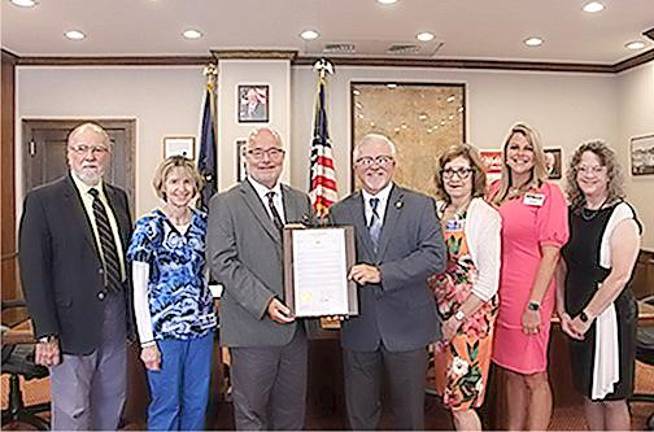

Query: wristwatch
[527,300,541,311]
[579,310,589,323]
[454,310,465,321]
[38,335,57,343]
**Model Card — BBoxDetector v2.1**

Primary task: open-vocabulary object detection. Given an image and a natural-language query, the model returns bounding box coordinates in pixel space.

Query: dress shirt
[362,182,394,228]
[247,176,286,224]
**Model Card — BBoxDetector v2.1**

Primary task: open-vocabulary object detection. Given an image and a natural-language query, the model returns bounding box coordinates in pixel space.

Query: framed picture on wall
[350,82,466,197]
[238,84,269,123]
[236,139,248,182]
[631,134,654,176]
[163,136,195,159]
[544,148,562,180]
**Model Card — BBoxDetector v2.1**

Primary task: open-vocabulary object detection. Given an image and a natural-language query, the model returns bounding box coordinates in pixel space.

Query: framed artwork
[544,148,563,180]
[631,134,654,176]
[350,82,466,197]
[236,139,248,182]
[480,150,503,182]
[163,136,195,159]
[238,84,269,123]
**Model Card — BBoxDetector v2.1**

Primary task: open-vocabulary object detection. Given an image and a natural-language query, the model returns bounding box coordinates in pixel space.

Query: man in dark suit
[329,133,446,430]
[18,122,133,430]
[207,127,313,430]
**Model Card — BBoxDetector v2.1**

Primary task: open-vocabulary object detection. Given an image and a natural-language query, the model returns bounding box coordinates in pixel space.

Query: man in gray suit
[329,133,446,430]
[207,127,313,430]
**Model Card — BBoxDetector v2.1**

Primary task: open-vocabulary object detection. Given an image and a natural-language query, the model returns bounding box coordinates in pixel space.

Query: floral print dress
[427,211,497,411]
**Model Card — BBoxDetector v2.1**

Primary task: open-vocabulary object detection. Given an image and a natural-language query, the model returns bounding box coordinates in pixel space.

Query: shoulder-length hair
[152,155,204,202]
[566,140,625,214]
[434,143,487,203]
[492,123,548,206]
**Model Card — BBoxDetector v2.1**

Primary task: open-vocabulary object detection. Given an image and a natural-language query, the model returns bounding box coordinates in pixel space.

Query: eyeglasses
[69,144,110,155]
[247,147,285,160]
[442,167,473,180]
[355,155,395,168]
[576,165,606,175]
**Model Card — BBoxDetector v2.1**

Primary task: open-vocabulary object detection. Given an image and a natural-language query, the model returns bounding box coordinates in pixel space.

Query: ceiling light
[416,32,435,42]
[386,83,398,89]
[10,0,37,7]
[377,0,398,4]
[524,37,544,47]
[64,30,86,40]
[300,29,320,41]
[625,40,646,50]
[182,29,203,40]
[582,2,605,13]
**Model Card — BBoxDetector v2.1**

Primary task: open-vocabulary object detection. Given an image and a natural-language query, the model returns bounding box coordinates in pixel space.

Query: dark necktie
[368,197,382,253]
[89,188,122,292]
[266,191,284,232]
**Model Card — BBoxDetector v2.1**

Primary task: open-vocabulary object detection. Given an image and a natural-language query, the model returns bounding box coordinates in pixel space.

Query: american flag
[309,65,338,217]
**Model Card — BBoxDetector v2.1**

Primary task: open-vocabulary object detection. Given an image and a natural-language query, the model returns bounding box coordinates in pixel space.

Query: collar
[70,170,106,199]
[247,176,282,201]
[361,181,393,205]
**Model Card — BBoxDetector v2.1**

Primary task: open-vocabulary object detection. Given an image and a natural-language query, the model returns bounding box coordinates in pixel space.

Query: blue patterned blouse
[127,208,216,340]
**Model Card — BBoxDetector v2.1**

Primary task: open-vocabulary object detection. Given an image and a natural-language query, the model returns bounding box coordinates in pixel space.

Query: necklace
[581,196,609,221]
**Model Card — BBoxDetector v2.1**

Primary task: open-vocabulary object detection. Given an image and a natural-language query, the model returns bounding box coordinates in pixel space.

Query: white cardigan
[438,197,502,301]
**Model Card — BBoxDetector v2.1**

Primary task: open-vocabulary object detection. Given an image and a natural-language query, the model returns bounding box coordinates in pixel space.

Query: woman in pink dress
[489,123,569,430]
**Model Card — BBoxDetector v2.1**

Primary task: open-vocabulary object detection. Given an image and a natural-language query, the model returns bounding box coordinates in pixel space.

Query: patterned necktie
[266,191,284,232]
[368,197,382,253]
[88,188,122,292]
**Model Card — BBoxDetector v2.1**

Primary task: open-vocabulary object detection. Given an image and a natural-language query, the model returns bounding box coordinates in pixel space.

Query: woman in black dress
[556,140,641,430]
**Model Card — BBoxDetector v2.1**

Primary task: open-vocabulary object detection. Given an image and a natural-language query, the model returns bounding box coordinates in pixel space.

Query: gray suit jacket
[207,179,313,347]
[329,184,446,352]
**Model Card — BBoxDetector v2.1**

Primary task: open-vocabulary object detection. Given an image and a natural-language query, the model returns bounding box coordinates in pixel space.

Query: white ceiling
[2,0,653,63]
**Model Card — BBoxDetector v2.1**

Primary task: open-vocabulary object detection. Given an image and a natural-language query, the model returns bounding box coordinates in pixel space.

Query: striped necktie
[368,197,382,253]
[88,188,122,293]
[266,191,284,232]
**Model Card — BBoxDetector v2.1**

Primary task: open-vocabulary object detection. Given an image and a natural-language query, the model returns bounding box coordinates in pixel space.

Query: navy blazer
[18,174,134,355]
[329,184,446,352]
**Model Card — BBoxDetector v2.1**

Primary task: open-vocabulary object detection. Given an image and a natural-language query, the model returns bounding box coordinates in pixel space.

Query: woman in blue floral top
[127,156,216,430]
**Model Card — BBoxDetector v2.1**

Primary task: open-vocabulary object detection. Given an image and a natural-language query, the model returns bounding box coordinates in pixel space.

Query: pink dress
[490,182,569,374]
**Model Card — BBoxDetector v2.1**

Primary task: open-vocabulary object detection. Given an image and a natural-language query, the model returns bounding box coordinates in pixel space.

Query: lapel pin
[395,200,403,209]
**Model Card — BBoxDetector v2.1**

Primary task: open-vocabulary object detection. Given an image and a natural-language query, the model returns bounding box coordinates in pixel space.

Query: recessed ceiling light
[182,29,203,40]
[377,0,398,4]
[524,37,544,47]
[300,29,320,41]
[582,1,605,13]
[416,32,435,42]
[625,40,646,50]
[10,0,37,7]
[64,30,86,40]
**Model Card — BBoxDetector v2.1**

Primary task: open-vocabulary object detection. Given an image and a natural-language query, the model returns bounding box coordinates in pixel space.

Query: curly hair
[434,143,487,203]
[566,140,625,214]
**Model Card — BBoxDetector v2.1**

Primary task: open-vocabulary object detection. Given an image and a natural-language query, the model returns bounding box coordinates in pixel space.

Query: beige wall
[617,61,654,250]
[15,62,649,244]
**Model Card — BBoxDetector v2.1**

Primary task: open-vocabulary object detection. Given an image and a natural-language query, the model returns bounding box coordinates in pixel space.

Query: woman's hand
[568,314,592,339]
[141,344,161,371]
[559,312,583,340]
[522,308,541,335]
[442,316,463,342]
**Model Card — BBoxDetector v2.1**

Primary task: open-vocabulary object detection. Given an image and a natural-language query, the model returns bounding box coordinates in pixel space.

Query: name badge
[445,219,464,232]
[523,193,546,207]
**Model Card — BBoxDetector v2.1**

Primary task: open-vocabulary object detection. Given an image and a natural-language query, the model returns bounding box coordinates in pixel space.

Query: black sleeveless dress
[561,201,640,400]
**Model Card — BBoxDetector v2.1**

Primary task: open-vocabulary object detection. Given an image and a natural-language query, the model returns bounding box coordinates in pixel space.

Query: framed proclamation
[283,226,358,318]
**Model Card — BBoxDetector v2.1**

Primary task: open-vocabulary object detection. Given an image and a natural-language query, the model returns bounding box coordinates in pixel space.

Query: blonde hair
[152,156,204,202]
[566,140,625,214]
[434,143,487,203]
[492,123,548,205]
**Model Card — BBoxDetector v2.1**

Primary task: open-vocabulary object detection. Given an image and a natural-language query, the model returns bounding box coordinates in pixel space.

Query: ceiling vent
[304,38,444,58]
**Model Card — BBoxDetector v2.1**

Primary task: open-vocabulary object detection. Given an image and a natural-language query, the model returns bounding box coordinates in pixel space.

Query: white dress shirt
[361,182,393,227]
[247,176,286,224]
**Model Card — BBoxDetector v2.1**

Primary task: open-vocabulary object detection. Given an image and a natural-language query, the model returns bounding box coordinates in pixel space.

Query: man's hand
[267,298,295,324]
[140,344,162,371]
[35,338,61,367]
[348,264,381,285]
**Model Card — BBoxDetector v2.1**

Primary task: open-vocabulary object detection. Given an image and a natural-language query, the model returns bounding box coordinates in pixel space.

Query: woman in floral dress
[428,144,501,430]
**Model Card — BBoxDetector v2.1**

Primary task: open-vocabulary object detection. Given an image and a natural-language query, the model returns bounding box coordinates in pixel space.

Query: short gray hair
[353,133,397,161]
[247,127,283,148]
[67,122,112,149]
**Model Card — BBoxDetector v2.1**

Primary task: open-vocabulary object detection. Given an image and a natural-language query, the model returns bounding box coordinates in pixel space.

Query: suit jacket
[207,179,313,347]
[329,184,446,352]
[18,174,134,355]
